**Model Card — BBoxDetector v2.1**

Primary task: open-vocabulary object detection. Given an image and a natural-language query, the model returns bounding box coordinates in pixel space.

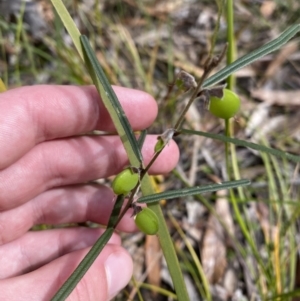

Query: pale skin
[0,85,179,301]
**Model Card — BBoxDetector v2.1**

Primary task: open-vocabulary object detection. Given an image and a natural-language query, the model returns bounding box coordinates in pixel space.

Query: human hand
[0,85,179,301]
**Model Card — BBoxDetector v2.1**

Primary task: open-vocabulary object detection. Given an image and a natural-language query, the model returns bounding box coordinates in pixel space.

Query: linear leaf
[50,227,114,301]
[137,129,147,151]
[181,129,300,163]
[51,0,83,59]
[107,195,125,228]
[203,24,300,88]
[137,179,250,204]
[80,35,143,165]
[51,196,124,300]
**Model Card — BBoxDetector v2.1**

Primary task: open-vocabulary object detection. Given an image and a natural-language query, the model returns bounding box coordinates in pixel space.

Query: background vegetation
[1,0,300,300]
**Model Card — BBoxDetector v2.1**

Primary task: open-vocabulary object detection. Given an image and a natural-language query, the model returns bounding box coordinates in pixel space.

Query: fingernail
[105,251,132,298]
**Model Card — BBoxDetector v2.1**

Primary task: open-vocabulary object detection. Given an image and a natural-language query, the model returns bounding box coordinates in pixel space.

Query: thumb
[0,244,133,301]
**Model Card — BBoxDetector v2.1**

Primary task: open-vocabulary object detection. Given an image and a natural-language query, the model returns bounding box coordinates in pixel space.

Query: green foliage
[203,24,300,88]
[50,195,125,301]
[80,35,143,165]
[137,179,251,204]
[181,129,300,164]
[50,3,300,298]
[7,0,298,299]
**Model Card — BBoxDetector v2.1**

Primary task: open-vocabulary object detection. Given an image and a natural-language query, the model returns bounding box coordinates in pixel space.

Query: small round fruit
[209,89,241,119]
[134,207,159,235]
[112,168,139,195]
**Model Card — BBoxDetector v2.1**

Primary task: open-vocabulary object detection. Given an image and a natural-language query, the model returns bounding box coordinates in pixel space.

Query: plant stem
[225,118,230,179]
[173,71,208,130]
[142,174,190,301]
[224,0,271,285]
[226,0,235,90]
[174,44,227,131]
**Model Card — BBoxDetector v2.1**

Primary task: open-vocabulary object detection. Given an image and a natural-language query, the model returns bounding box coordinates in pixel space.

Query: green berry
[134,207,159,235]
[112,168,139,195]
[209,89,241,119]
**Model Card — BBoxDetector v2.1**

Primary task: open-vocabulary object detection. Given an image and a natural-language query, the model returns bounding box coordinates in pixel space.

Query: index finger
[0,85,158,169]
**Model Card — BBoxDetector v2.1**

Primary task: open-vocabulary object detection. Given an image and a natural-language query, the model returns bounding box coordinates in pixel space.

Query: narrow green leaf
[51,196,124,300]
[136,282,178,299]
[51,0,83,59]
[266,289,300,300]
[181,128,300,163]
[203,24,300,88]
[107,195,125,228]
[137,129,147,151]
[80,35,143,165]
[137,179,250,204]
[51,227,114,301]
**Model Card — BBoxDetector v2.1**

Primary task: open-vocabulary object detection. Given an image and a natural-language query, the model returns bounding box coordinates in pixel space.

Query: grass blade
[137,179,250,204]
[80,35,143,165]
[266,289,300,300]
[203,24,300,88]
[181,129,300,163]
